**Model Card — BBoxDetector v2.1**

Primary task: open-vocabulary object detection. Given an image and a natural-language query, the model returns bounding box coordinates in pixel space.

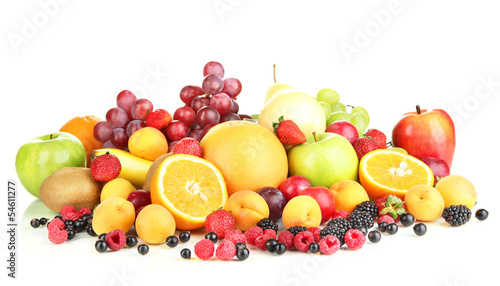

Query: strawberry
[204,209,235,239]
[145,109,172,130]
[374,195,407,221]
[352,137,379,160]
[365,129,387,149]
[272,116,306,145]
[173,137,203,157]
[90,152,122,182]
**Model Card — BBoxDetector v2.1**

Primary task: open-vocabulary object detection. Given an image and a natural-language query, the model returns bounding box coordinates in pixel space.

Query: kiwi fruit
[143,152,173,191]
[39,167,102,212]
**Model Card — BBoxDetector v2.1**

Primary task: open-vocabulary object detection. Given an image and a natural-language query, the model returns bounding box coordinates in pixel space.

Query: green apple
[15,132,86,198]
[316,88,340,107]
[318,102,332,119]
[259,90,326,137]
[288,132,359,188]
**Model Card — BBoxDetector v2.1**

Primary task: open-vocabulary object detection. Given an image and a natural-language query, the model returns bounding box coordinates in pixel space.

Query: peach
[92,197,135,235]
[329,180,370,213]
[405,185,445,221]
[135,204,176,244]
[224,190,269,231]
[128,127,169,161]
[282,195,322,229]
[100,178,136,202]
[435,175,477,210]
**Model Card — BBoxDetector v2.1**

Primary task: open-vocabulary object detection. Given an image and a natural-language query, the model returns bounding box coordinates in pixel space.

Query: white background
[1,1,500,285]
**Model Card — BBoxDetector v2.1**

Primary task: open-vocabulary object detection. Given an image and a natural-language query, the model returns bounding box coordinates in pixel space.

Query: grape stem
[273,64,276,83]
[416,105,421,114]
[312,132,318,142]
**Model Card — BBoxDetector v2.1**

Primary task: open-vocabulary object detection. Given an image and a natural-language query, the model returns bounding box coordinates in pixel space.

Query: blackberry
[287,226,308,237]
[257,218,279,233]
[326,217,352,231]
[442,205,472,226]
[320,226,348,246]
[348,211,375,229]
[353,201,378,220]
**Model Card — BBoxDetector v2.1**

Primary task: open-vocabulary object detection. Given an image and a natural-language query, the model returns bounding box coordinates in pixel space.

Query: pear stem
[416,105,421,114]
[312,132,318,142]
[273,64,276,83]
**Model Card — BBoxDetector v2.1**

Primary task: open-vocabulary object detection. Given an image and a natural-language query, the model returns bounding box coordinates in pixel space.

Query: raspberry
[60,205,76,217]
[254,234,272,251]
[62,211,80,221]
[244,226,263,245]
[77,207,92,216]
[172,137,203,157]
[216,240,236,260]
[277,230,294,250]
[263,229,276,240]
[205,209,235,239]
[294,231,315,252]
[225,230,246,244]
[344,229,366,250]
[332,210,349,219]
[48,228,68,244]
[105,229,126,251]
[194,239,215,260]
[48,218,65,231]
[309,227,321,243]
[319,235,341,255]
[378,214,395,225]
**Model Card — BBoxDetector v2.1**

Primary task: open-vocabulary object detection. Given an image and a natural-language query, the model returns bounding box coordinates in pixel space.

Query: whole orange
[200,121,288,196]
[60,115,103,167]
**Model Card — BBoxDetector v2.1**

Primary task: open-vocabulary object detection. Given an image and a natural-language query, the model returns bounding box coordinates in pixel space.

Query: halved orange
[150,154,227,230]
[359,149,434,200]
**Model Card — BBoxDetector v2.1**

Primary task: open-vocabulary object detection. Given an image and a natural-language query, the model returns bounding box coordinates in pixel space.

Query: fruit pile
[17,61,490,261]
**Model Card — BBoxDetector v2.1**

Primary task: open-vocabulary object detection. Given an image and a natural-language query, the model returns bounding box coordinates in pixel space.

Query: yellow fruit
[329,180,370,213]
[265,83,294,104]
[405,185,445,221]
[92,197,135,235]
[223,190,270,231]
[359,149,434,200]
[135,204,176,244]
[150,154,227,230]
[282,195,322,229]
[128,127,169,161]
[435,175,477,210]
[100,178,136,202]
[200,121,288,196]
[91,148,153,189]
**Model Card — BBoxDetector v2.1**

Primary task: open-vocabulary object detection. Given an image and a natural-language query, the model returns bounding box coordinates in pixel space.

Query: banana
[90,148,153,189]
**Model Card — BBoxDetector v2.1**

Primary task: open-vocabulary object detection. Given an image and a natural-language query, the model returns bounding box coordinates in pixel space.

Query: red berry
[90,153,122,182]
[294,231,314,252]
[194,239,215,260]
[205,209,235,239]
[263,229,277,240]
[308,227,322,243]
[352,137,379,160]
[48,228,68,244]
[216,240,236,260]
[273,117,306,146]
[225,229,246,244]
[344,229,366,250]
[48,218,65,232]
[332,210,349,219]
[77,207,92,216]
[59,205,76,217]
[277,230,294,250]
[319,235,340,255]
[378,214,395,225]
[62,211,80,221]
[254,234,272,250]
[365,129,387,149]
[172,137,203,157]
[145,109,172,130]
[244,226,263,245]
[105,229,127,251]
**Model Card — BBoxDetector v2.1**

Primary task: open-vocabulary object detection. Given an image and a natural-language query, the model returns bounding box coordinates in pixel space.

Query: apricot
[435,175,477,210]
[100,178,136,202]
[405,185,445,222]
[282,195,322,229]
[329,180,369,213]
[92,197,135,235]
[224,190,269,231]
[128,127,169,161]
[135,204,176,244]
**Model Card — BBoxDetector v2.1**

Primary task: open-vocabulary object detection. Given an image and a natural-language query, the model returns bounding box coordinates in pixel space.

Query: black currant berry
[368,230,381,243]
[309,242,320,253]
[166,236,179,248]
[400,213,415,227]
[413,223,427,236]
[236,247,250,261]
[205,232,218,244]
[274,243,287,255]
[30,218,40,228]
[138,244,149,255]
[180,248,191,259]
[126,236,138,247]
[475,209,489,221]
[179,231,191,243]
[386,223,398,235]
[95,240,108,253]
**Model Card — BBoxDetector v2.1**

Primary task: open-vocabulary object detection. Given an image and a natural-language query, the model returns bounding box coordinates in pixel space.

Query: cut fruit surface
[359,149,434,200]
[150,154,227,230]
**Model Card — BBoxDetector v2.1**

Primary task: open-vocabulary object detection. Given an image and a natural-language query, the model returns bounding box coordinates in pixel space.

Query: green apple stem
[49,134,53,140]
[416,105,421,114]
[312,132,318,142]
[273,64,277,83]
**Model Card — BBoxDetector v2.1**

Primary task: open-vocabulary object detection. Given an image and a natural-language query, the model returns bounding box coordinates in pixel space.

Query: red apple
[279,176,312,202]
[325,120,359,144]
[392,105,455,168]
[299,186,336,224]
[420,157,450,185]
